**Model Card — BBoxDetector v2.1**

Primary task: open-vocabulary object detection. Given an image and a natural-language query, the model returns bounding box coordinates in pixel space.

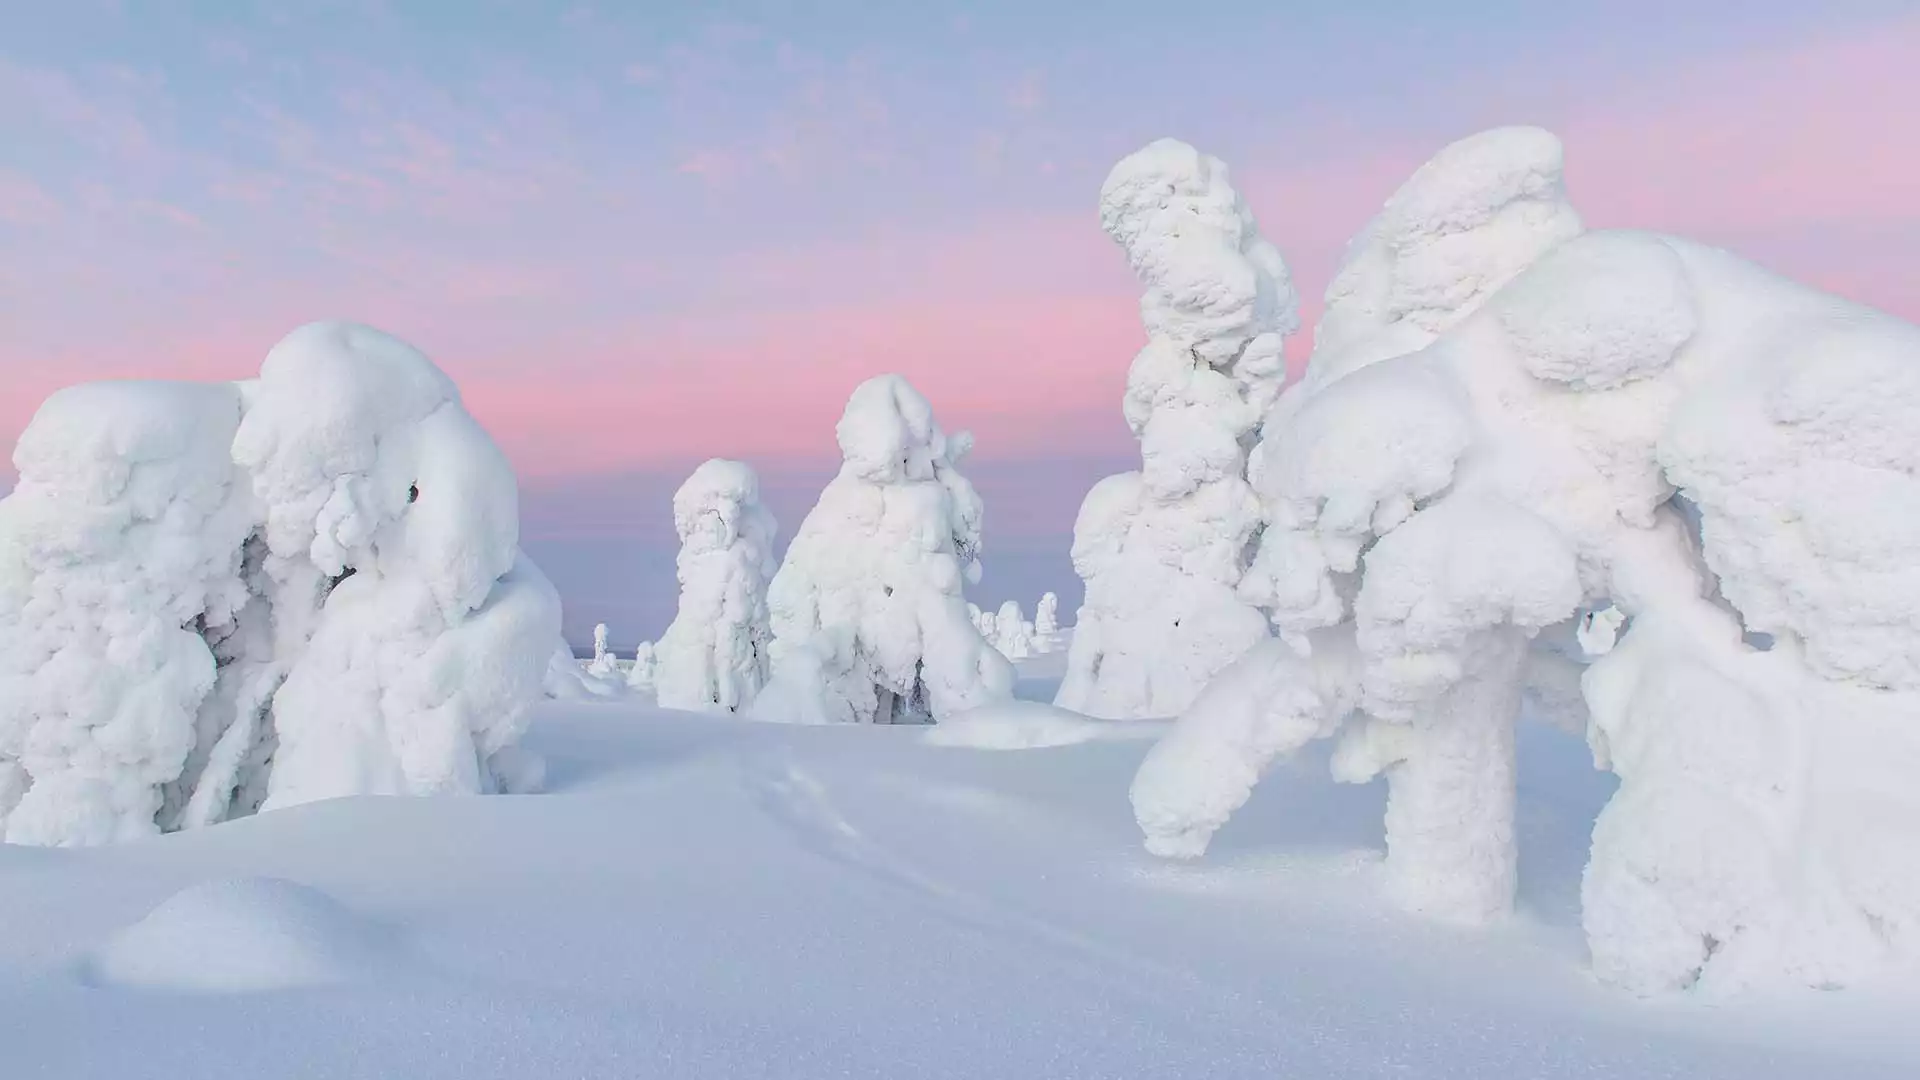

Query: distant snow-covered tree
[627,642,656,696]
[993,600,1033,660]
[753,375,1012,724]
[653,459,778,713]
[1035,592,1060,640]
[588,623,616,677]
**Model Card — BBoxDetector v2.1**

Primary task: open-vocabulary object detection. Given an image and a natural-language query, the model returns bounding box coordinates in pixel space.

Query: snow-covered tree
[589,623,614,676]
[1034,591,1060,645]
[236,321,561,809]
[1130,126,1920,992]
[1056,138,1300,719]
[0,383,258,845]
[626,642,656,695]
[752,375,1012,724]
[653,459,778,713]
[0,321,562,845]
[991,600,1034,660]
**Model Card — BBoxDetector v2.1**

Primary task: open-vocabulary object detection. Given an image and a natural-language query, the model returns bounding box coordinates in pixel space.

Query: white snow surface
[3,669,1916,1078]
[1057,138,1297,720]
[652,459,778,713]
[755,375,1012,724]
[83,876,393,992]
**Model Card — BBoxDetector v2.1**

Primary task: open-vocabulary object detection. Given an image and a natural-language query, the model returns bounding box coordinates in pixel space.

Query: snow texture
[0,382,256,845]
[754,375,1012,724]
[0,321,560,845]
[1134,122,1920,990]
[83,877,391,992]
[1058,138,1299,719]
[923,699,1164,750]
[9,695,1912,1078]
[652,460,778,713]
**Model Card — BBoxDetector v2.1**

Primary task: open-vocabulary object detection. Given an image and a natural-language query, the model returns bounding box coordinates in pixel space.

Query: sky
[3,0,1918,644]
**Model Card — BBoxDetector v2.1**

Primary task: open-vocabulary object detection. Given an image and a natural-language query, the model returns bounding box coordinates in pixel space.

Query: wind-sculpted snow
[654,459,778,713]
[1132,126,1920,992]
[1058,139,1298,719]
[1308,125,1582,388]
[755,375,1011,724]
[0,321,560,844]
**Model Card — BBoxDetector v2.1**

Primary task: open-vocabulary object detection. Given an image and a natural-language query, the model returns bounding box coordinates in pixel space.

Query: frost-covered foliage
[653,459,778,713]
[0,383,257,844]
[753,375,1012,725]
[1132,125,1920,992]
[0,321,560,845]
[991,600,1033,660]
[1057,138,1300,718]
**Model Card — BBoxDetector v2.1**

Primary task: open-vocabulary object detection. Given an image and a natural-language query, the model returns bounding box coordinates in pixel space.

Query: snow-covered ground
[3,654,1915,1079]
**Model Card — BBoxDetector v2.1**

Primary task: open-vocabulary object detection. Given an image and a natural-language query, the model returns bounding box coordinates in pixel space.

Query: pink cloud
[0,168,61,227]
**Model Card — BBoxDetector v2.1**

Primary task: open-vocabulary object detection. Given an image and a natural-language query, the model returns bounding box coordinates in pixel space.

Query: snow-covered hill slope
[2,664,1915,1077]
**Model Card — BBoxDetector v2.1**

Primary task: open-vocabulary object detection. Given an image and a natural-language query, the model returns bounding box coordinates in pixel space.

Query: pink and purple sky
[4,0,1918,641]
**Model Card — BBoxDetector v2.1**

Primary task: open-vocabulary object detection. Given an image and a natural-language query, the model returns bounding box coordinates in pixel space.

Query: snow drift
[84,876,393,992]
[0,321,560,845]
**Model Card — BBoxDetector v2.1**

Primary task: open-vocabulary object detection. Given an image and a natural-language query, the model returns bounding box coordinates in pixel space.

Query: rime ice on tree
[1056,138,1299,719]
[1130,126,1920,993]
[653,460,778,713]
[753,375,1012,724]
[0,321,561,845]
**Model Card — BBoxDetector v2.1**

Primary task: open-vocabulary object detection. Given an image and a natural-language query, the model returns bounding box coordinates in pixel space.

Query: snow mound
[926,700,1164,750]
[85,877,391,993]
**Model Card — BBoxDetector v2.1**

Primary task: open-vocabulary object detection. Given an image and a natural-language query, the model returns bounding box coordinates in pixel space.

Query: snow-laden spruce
[1034,591,1061,650]
[652,459,778,713]
[1056,138,1299,719]
[0,383,258,844]
[1130,126,1920,993]
[991,600,1033,660]
[588,623,616,677]
[752,375,1012,724]
[0,321,560,845]
[236,323,559,811]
